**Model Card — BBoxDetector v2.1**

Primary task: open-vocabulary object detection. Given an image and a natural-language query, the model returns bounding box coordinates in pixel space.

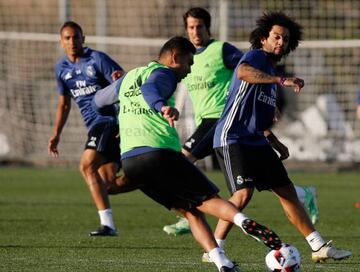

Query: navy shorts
[182,118,218,160]
[85,122,121,165]
[215,143,292,194]
[122,149,219,210]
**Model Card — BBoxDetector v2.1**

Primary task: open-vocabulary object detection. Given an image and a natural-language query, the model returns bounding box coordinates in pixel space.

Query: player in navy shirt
[213,12,351,263]
[48,21,125,236]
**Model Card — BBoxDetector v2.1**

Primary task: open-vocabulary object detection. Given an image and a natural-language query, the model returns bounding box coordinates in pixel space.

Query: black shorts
[85,122,121,165]
[122,149,219,210]
[182,118,218,160]
[215,144,292,194]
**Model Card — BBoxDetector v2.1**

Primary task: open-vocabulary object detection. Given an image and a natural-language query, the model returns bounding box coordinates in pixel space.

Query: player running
[48,21,125,236]
[163,7,319,240]
[213,11,351,263]
[93,36,283,272]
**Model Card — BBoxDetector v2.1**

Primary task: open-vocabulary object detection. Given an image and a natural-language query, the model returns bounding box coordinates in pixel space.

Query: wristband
[279,77,287,86]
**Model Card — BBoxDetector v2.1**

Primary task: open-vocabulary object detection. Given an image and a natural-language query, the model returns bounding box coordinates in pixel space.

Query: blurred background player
[48,21,124,236]
[162,7,319,239]
[356,76,360,208]
[213,11,351,263]
[93,36,283,272]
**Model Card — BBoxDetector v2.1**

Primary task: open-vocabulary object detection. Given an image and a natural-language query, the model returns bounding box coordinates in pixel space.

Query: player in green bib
[93,36,283,272]
[163,8,320,247]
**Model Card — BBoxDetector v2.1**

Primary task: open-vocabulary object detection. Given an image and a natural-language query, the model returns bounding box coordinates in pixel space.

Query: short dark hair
[60,21,83,36]
[159,36,196,58]
[249,12,303,56]
[183,7,211,34]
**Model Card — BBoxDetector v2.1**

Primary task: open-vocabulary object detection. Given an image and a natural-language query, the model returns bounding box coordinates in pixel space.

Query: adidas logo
[88,137,97,147]
[184,138,195,148]
[64,72,72,80]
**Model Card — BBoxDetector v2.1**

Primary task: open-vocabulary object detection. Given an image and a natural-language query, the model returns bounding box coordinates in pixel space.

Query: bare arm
[357,104,360,120]
[48,95,71,157]
[265,129,289,160]
[237,63,304,93]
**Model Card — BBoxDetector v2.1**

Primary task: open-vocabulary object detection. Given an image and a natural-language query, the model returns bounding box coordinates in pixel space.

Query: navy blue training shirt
[214,49,277,148]
[55,47,122,130]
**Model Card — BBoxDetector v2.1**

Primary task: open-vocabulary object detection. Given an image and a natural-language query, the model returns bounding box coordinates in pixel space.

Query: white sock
[98,209,115,230]
[233,212,250,227]
[306,231,326,251]
[295,185,306,205]
[216,239,225,250]
[208,247,233,270]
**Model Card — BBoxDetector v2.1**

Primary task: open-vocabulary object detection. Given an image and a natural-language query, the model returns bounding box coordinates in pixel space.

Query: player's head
[59,21,85,60]
[183,7,211,48]
[249,12,302,60]
[159,36,195,82]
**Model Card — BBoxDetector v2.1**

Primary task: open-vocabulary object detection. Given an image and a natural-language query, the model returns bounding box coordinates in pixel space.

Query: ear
[260,37,266,45]
[171,50,179,65]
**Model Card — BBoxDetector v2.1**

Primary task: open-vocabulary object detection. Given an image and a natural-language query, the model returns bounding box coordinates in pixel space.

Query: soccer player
[48,21,125,236]
[213,12,351,262]
[356,79,360,208]
[94,36,283,272]
[163,7,319,238]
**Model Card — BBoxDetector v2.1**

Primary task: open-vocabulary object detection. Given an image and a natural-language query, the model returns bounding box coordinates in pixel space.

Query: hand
[161,106,179,128]
[111,70,124,81]
[357,105,360,120]
[267,133,289,160]
[281,77,304,93]
[48,135,60,158]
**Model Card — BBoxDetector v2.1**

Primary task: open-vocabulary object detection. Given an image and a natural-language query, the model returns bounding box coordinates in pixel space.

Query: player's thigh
[215,145,255,195]
[182,118,218,160]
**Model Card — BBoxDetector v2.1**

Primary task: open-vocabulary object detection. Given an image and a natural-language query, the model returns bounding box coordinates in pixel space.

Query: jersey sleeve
[141,68,177,112]
[239,50,267,71]
[54,64,69,96]
[93,51,123,83]
[222,42,243,69]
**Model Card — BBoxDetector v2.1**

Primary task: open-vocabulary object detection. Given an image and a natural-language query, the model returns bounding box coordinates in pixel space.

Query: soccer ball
[265,243,301,272]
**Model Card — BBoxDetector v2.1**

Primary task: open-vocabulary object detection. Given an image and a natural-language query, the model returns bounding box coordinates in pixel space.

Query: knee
[231,189,253,209]
[79,161,96,178]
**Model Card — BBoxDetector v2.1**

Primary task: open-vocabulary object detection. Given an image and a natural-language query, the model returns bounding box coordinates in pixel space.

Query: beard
[267,52,283,63]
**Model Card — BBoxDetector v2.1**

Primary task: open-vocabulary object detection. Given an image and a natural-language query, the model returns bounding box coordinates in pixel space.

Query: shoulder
[241,49,267,64]
[149,67,176,85]
[55,56,70,77]
[87,48,109,60]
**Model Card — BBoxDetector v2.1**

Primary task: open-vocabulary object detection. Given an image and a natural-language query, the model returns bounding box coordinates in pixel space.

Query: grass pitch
[0,167,359,271]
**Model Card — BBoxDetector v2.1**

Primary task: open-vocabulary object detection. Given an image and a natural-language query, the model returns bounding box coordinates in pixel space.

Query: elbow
[237,65,247,80]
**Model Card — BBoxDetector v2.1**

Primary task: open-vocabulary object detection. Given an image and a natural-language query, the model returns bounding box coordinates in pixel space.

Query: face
[261,25,290,56]
[60,26,84,60]
[186,16,210,48]
[173,52,194,82]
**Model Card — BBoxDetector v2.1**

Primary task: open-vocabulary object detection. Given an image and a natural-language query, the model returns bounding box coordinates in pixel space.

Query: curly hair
[249,12,303,56]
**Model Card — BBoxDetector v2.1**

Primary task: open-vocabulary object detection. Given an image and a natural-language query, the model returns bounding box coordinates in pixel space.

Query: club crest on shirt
[86,65,96,77]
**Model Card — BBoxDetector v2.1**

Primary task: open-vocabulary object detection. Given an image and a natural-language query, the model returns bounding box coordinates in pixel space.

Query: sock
[98,209,115,230]
[208,247,233,270]
[233,212,250,227]
[306,231,326,251]
[295,185,306,205]
[216,239,225,250]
